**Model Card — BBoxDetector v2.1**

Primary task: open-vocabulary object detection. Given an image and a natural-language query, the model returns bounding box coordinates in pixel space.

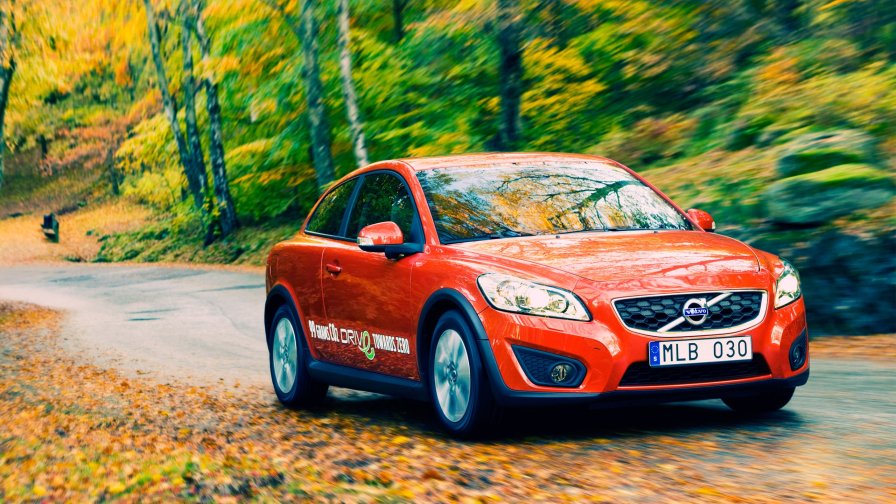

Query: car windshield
[417,163,692,244]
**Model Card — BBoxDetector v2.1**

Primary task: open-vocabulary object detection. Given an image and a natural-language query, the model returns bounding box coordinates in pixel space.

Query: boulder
[776,129,878,178]
[765,164,895,225]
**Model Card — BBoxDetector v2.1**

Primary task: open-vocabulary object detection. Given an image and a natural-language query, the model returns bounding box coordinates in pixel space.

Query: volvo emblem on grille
[682,298,710,325]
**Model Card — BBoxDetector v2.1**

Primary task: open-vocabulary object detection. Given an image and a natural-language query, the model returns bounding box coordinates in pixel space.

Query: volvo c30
[264,153,808,436]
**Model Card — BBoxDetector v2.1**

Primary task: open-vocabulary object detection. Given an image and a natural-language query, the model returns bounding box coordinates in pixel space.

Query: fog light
[789,330,808,371]
[512,346,585,387]
[551,363,574,383]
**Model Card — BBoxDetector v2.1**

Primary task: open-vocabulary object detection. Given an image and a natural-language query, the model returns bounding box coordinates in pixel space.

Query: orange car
[265,153,808,436]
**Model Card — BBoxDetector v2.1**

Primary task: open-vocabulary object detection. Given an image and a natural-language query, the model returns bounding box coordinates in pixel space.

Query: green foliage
[591,114,697,166]
[763,164,895,225]
[4,0,895,255]
[778,163,894,189]
[776,129,880,178]
[227,138,318,221]
[96,213,297,265]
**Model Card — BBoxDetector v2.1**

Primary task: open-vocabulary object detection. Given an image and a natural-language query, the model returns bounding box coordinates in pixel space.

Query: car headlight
[477,273,591,321]
[774,260,802,309]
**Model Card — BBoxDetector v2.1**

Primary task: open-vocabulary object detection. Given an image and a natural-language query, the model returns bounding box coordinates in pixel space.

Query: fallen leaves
[0,201,150,265]
[810,334,896,361]
[0,301,894,502]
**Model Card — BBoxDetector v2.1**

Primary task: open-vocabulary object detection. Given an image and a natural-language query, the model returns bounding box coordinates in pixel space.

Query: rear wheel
[722,386,794,414]
[429,311,499,437]
[269,305,328,407]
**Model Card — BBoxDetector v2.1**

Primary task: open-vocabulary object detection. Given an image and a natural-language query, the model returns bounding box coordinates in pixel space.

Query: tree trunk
[194,5,238,237]
[142,0,207,210]
[299,0,336,190]
[260,0,336,192]
[337,0,369,167]
[496,0,523,151]
[0,3,15,191]
[38,134,48,160]
[107,147,120,196]
[181,9,208,193]
[0,62,13,191]
[773,0,802,36]
[392,0,405,43]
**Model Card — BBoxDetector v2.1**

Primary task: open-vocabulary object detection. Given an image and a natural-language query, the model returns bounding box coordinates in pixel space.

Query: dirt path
[0,202,150,264]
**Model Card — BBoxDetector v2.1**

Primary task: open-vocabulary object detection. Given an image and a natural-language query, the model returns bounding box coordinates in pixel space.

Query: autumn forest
[0,0,893,333]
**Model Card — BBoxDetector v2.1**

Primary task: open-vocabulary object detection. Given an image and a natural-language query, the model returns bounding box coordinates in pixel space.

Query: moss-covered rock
[776,130,879,178]
[765,164,895,225]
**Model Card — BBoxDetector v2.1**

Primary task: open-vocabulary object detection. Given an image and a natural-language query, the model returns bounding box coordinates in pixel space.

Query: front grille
[619,355,770,387]
[614,291,765,334]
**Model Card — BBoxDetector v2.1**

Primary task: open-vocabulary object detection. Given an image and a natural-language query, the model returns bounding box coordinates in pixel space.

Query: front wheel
[722,386,795,414]
[269,305,328,408]
[429,311,500,437]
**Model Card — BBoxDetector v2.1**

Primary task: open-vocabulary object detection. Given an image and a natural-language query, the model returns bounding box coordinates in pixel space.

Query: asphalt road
[0,264,268,386]
[1,264,894,499]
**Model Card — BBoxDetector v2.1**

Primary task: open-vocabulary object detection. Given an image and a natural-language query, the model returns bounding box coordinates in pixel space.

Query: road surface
[0,264,267,386]
[1,264,894,500]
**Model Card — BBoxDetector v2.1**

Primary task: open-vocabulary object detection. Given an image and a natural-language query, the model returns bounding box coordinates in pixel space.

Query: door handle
[325,263,342,274]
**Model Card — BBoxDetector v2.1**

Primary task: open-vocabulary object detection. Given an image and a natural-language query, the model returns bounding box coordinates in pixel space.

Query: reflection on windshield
[417,164,691,243]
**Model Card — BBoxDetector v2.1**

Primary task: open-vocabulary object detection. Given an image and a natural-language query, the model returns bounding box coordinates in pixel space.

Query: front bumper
[475,295,810,407]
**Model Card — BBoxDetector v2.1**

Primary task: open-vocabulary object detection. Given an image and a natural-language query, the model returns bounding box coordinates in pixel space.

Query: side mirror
[687,208,716,232]
[357,221,422,259]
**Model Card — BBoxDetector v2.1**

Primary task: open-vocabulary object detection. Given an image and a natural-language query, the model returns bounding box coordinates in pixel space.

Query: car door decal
[307,319,410,360]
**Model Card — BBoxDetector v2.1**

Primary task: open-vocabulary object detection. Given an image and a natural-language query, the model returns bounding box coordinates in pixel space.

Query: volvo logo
[682,298,710,325]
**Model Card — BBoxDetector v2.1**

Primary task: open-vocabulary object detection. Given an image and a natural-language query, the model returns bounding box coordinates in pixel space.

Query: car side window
[345,173,418,241]
[305,178,358,237]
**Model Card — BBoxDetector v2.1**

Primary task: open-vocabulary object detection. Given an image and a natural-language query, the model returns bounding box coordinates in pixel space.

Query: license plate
[648,336,752,367]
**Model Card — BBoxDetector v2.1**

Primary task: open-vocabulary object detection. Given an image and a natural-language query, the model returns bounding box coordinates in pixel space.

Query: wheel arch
[265,284,302,351]
[416,288,488,382]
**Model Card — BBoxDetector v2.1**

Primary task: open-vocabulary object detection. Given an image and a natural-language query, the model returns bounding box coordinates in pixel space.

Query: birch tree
[181,2,206,193]
[337,0,369,167]
[142,0,207,210]
[194,0,238,236]
[262,0,336,192]
[299,0,335,189]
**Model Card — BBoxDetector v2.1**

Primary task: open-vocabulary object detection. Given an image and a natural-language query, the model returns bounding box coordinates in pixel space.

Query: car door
[299,177,359,363]
[320,171,423,380]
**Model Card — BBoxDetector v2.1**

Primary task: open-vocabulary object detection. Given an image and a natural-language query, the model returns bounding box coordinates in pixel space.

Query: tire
[428,310,500,437]
[268,304,328,408]
[722,386,795,414]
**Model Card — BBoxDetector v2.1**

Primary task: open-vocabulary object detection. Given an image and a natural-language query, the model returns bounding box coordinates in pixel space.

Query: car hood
[452,231,761,283]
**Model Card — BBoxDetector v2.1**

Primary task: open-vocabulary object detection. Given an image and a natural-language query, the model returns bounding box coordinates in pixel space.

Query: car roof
[395,152,623,171]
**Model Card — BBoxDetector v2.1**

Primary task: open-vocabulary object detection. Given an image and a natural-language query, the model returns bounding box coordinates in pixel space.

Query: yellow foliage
[522,38,607,150]
[114,58,132,87]
[757,48,801,88]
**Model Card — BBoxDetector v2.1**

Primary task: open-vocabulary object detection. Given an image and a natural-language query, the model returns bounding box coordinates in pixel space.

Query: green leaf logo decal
[359,330,375,360]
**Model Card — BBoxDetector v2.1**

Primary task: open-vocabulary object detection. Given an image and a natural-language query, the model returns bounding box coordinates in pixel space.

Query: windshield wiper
[488,229,536,239]
[553,226,675,236]
[463,229,535,242]
[444,227,536,244]
[477,223,536,239]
